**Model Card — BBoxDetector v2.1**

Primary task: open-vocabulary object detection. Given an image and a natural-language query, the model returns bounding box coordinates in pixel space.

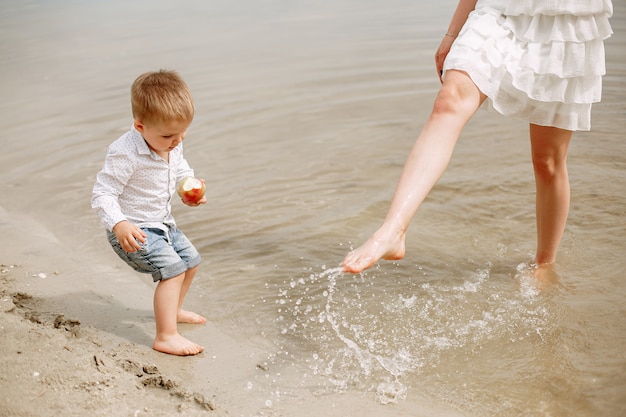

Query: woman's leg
[342,70,486,273]
[530,124,572,266]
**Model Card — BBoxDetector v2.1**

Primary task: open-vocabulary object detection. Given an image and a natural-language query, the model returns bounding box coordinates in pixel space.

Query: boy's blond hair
[131,70,194,125]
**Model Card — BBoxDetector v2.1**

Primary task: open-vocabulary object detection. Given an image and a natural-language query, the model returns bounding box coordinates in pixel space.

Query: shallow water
[1,0,625,416]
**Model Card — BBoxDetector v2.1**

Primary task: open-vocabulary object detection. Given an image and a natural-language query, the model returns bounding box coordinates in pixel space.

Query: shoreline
[0,206,466,417]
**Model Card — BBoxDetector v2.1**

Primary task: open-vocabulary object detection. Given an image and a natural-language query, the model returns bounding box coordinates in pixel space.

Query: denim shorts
[107,226,202,282]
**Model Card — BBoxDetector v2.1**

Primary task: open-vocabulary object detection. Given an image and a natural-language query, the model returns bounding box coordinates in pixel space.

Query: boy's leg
[153,272,205,356]
[165,227,206,324]
[107,228,205,355]
[342,70,486,273]
[530,124,572,266]
[176,265,206,324]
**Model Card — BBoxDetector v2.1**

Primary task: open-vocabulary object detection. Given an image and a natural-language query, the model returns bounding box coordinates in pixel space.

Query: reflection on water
[1,0,625,416]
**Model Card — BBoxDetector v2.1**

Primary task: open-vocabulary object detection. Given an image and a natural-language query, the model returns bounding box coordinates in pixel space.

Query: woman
[342,0,613,275]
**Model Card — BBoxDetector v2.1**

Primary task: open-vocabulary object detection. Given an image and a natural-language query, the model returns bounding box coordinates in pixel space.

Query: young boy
[92,70,206,356]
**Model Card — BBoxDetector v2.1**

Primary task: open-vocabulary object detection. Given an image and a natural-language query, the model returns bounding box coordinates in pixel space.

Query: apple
[177,176,205,204]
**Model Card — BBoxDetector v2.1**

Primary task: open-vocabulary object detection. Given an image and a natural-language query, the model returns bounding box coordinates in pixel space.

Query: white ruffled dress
[443,0,613,131]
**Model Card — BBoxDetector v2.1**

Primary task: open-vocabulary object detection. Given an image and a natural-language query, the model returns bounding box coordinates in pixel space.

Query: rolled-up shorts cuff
[153,253,202,281]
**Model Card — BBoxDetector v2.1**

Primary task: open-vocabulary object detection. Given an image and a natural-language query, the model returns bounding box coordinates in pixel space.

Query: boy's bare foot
[342,228,406,273]
[153,333,204,356]
[177,309,207,324]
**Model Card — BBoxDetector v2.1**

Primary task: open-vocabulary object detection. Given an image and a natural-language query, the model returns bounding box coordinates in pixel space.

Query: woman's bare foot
[177,309,206,324]
[342,228,406,273]
[531,263,559,287]
[153,333,204,356]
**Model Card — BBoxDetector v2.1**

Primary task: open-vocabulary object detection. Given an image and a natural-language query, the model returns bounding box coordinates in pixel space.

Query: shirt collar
[130,124,160,158]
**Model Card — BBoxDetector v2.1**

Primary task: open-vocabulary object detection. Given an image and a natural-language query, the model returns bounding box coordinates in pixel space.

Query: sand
[0,285,216,417]
[0,205,222,417]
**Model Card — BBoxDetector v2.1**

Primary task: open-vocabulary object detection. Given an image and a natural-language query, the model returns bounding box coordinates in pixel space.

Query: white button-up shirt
[92,126,194,232]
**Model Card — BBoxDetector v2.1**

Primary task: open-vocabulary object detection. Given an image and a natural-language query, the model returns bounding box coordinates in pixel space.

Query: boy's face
[134,119,190,155]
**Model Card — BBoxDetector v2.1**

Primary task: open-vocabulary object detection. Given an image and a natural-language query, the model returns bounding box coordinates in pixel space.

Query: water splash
[267,262,551,406]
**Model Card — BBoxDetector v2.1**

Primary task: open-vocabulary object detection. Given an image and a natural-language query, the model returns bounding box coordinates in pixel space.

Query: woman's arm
[435,0,478,82]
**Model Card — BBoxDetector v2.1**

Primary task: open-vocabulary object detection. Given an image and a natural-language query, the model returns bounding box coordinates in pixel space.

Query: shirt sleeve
[91,145,134,231]
[174,143,195,183]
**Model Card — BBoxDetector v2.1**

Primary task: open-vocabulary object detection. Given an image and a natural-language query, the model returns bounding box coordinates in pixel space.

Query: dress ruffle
[443,1,613,131]
[506,13,613,43]
[504,0,612,17]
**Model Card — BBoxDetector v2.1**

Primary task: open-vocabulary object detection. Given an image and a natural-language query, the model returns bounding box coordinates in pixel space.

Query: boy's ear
[133,120,144,133]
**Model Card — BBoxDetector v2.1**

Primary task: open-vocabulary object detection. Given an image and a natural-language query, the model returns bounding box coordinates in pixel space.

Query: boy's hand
[113,221,147,253]
[183,196,207,207]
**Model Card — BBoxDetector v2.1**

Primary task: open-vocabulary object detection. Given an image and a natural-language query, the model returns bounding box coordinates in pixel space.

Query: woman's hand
[435,34,456,84]
[436,0,477,83]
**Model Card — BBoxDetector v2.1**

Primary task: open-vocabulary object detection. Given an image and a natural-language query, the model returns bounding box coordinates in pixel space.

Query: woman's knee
[432,86,461,115]
[530,125,572,181]
[432,73,483,117]
[532,154,557,181]
[532,148,569,183]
